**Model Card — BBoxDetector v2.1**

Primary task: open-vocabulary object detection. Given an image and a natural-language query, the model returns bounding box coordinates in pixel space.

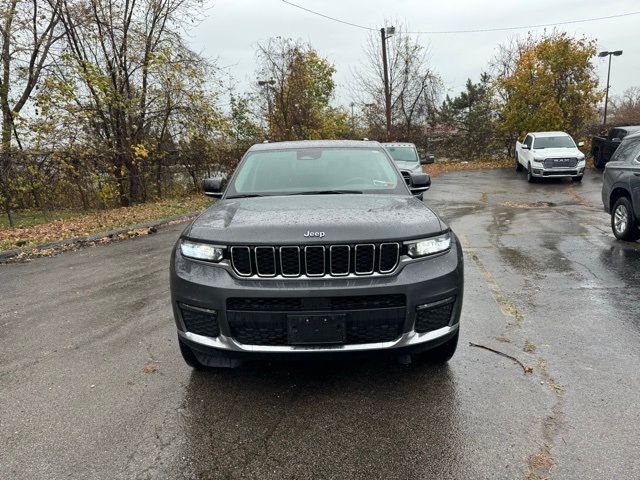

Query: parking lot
[1,166,639,480]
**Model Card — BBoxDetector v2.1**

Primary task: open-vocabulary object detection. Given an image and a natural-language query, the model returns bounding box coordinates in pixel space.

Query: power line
[281,0,374,31]
[281,0,640,35]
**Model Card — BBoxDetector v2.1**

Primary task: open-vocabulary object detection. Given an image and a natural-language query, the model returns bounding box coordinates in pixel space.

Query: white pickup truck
[515,131,586,183]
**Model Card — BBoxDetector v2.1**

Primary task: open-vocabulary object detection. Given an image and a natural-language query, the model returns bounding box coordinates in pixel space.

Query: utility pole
[258,79,276,117]
[380,27,394,139]
[598,50,623,125]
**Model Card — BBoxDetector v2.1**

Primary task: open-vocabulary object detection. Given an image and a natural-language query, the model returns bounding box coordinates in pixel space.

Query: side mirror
[578,141,585,147]
[202,177,225,198]
[409,172,431,198]
[520,144,529,150]
[420,154,435,165]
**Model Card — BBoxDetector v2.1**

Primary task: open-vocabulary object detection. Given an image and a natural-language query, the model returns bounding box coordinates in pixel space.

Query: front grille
[230,243,401,278]
[226,294,406,312]
[401,170,411,186]
[179,303,219,337]
[414,297,455,333]
[543,158,578,169]
[226,295,406,345]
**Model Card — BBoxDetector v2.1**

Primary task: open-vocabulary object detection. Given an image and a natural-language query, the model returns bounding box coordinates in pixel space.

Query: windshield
[227,147,405,196]
[533,136,576,149]
[385,146,418,163]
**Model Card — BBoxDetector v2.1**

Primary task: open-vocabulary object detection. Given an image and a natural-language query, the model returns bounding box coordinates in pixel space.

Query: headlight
[180,239,224,262]
[533,157,545,163]
[406,232,451,258]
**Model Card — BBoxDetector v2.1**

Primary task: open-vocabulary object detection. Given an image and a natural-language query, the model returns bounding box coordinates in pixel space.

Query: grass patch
[0,195,210,251]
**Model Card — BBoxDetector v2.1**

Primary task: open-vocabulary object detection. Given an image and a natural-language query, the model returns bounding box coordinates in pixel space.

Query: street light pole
[380,26,395,140]
[598,50,623,125]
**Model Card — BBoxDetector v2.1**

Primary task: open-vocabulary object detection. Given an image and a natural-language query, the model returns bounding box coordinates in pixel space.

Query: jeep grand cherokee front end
[170,140,463,368]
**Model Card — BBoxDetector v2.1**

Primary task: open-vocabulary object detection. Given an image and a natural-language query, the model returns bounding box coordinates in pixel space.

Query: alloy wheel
[614,204,628,234]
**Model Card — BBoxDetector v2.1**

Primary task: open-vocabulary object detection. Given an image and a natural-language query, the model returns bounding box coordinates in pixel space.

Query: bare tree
[610,87,640,125]
[0,0,62,226]
[352,24,441,142]
[55,0,209,205]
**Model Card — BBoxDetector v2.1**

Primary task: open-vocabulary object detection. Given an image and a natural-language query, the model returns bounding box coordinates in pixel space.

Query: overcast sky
[189,0,640,107]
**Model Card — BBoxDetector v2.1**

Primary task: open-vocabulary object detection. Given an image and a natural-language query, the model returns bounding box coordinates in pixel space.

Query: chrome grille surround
[229,243,401,279]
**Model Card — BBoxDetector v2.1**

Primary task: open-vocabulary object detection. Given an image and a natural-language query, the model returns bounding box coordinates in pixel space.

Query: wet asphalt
[1,166,639,479]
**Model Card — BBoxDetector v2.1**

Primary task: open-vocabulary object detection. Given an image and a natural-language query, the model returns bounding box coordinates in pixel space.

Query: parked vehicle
[601,131,640,241]
[515,131,586,183]
[170,140,463,368]
[382,142,434,187]
[591,126,640,169]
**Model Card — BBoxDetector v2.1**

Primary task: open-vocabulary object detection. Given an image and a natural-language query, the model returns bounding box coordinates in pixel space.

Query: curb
[0,211,198,263]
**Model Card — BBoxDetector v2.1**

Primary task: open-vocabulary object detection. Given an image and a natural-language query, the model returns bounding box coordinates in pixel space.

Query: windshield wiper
[225,193,265,199]
[290,190,363,195]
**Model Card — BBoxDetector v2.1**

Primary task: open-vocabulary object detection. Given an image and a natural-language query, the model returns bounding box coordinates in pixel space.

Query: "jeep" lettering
[303,231,325,238]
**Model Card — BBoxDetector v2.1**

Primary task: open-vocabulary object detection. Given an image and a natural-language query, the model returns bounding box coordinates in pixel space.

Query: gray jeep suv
[602,131,640,241]
[170,140,463,368]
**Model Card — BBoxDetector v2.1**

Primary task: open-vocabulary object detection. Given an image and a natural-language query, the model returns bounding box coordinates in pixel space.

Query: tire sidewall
[611,197,637,240]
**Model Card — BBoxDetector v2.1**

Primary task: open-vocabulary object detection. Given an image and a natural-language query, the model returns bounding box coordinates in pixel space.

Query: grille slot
[255,247,276,277]
[305,246,325,276]
[230,246,251,276]
[231,242,400,278]
[379,243,400,273]
[401,170,411,186]
[280,246,300,277]
[330,245,350,276]
[354,244,375,275]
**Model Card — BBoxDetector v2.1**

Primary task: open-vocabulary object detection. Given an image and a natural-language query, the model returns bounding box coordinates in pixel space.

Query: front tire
[413,331,459,364]
[179,338,206,369]
[593,149,605,169]
[515,154,523,172]
[527,163,536,183]
[611,197,640,241]
[572,175,583,182]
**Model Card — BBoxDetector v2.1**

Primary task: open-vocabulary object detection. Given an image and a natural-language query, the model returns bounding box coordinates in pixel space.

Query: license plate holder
[287,313,346,345]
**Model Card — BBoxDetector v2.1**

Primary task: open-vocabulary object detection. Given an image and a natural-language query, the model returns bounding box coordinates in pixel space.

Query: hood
[186,194,444,244]
[532,147,583,158]
[394,161,421,172]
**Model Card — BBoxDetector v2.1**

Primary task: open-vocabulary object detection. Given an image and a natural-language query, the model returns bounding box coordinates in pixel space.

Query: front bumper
[170,235,463,357]
[530,164,585,178]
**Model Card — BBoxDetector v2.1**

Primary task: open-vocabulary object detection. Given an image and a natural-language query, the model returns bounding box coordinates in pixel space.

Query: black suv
[602,132,640,241]
[170,140,463,368]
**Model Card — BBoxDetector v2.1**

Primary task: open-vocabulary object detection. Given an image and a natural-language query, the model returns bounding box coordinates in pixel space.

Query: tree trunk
[1,109,15,227]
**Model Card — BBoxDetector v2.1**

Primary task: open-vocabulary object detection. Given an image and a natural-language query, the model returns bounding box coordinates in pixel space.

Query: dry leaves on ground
[0,195,209,251]
[424,158,513,177]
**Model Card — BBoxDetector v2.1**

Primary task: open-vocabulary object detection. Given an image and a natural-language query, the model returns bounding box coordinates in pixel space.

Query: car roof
[624,130,640,142]
[248,139,382,151]
[530,131,572,137]
[382,142,416,148]
[619,125,640,132]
